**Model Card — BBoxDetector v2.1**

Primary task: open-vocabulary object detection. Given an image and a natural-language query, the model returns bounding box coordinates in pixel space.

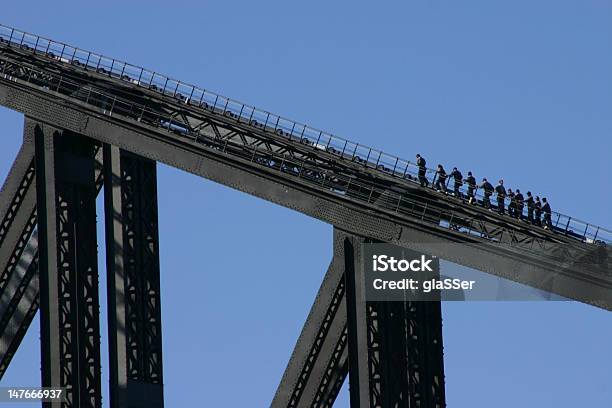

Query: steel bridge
[0,24,610,407]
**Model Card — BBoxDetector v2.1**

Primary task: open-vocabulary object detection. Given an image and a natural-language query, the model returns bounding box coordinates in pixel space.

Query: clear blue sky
[1,2,612,407]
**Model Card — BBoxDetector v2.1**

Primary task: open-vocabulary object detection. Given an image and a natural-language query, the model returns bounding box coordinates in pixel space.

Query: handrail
[0,23,609,246]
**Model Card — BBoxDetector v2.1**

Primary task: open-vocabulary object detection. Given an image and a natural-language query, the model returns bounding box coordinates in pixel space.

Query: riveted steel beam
[35,123,102,407]
[104,144,164,408]
[343,234,446,408]
[272,228,351,408]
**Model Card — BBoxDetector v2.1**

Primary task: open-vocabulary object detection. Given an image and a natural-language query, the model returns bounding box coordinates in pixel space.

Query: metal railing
[0,23,610,246]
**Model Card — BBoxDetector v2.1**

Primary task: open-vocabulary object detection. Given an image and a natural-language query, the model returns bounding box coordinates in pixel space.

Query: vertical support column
[344,233,446,408]
[405,300,446,407]
[368,300,446,407]
[343,233,371,407]
[104,145,164,408]
[35,123,102,408]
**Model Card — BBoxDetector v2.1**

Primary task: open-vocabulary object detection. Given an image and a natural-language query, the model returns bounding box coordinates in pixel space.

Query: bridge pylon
[103,145,164,408]
[273,229,446,407]
[35,122,102,407]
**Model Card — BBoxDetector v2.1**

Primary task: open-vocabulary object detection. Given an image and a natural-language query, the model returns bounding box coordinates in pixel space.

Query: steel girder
[0,77,609,311]
[0,46,607,259]
[273,229,446,408]
[343,234,445,408]
[0,121,36,317]
[0,47,600,260]
[0,35,608,408]
[272,228,351,408]
[0,125,37,379]
[0,118,104,381]
[34,123,102,407]
[0,132,163,406]
[103,145,164,408]
[0,43,610,305]
[0,232,38,380]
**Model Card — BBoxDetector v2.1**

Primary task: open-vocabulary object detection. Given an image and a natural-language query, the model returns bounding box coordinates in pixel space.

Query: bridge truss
[0,25,610,407]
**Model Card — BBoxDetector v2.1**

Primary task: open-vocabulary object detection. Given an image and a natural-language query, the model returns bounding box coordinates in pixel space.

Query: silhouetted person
[495,179,506,215]
[534,196,542,226]
[525,191,535,223]
[507,188,515,217]
[465,171,476,203]
[542,198,552,229]
[480,178,494,208]
[515,189,524,219]
[449,167,463,198]
[416,154,428,187]
[435,164,447,192]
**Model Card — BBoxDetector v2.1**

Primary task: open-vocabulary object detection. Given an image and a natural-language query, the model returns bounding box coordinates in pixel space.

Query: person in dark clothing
[507,188,516,217]
[515,189,524,220]
[525,191,535,224]
[534,196,542,226]
[542,197,552,229]
[495,179,506,215]
[479,178,494,208]
[435,164,448,192]
[416,154,428,187]
[465,171,476,203]
[449,167,463,198]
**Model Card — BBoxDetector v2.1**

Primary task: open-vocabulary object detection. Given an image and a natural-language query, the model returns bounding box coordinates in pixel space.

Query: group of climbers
[415,154,553,229]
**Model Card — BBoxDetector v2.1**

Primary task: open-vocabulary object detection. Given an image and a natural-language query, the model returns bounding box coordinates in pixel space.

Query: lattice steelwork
[311,326,348,408]
[287,270,346,406]
[0,209,35,301]
[0,135,103,382]
[365,295,446,407]
[0,23,610,408]
[0,26,609,248]
[0,48,608,279]
[104,145,163,408]
[120,151,163,385]
[0,249,38,377]
[0,127,37,298]
[343,234,446,408]
[0,231,37,353]
[35,125,102,408]
[272,229,352,408]
[0,157,34,249]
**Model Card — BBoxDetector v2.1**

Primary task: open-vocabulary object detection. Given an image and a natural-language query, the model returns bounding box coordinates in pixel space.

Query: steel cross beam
[34,123,102,407]
[103,145,164,408]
